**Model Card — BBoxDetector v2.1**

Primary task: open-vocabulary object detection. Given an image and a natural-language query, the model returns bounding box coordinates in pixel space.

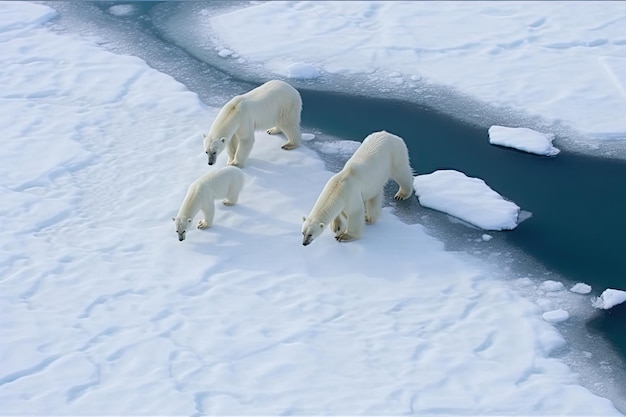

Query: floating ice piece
[570,283,592,294]
[302,133,316,141]
[543,309,570,323]
[488,126,560,156]
[413,170,520,231]
[481,234,493,241]
[108,4,136,16]
[217,48,234,58]
[592,288,626,309]
[287,62,320,79]
[540,280,565,292]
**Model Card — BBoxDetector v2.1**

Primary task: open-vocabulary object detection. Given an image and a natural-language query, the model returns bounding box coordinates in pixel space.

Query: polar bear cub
[203,79,302,168]
[172,166,244,241]
[302,130,414,245]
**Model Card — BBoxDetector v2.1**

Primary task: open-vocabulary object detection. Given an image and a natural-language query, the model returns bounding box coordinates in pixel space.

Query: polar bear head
[301,216,325,246]
[203,134,226,165]
[172,216,192,241]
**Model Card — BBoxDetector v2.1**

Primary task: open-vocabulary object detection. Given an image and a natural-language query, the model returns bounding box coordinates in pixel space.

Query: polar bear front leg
[335,206,365,242]
[226,135,239,166]
[330,211,347,235]
[198,204,215,230]
[230,133,254,167]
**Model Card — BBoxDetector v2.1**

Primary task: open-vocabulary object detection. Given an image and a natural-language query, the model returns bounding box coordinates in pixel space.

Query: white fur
[172,166,244,241]
[302,131,414,245]
[203,79,302,167]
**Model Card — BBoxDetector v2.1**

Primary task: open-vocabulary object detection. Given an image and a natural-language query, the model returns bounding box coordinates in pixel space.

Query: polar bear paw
[197,220,210,229]
[394,190,411,201]
[335,233,357,242]
[267,127,281,135]
[222,199,234,206]
[281,142,298,150]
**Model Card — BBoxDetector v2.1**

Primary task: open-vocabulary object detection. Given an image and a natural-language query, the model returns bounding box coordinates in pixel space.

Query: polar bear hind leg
[391,163,414,201]
[276,121,302,150]
[365,191,383,224]
[223,175,243,206]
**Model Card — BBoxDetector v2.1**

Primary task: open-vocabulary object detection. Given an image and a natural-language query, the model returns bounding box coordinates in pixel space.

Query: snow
[1,2,624,415]
[592,289,626,310]
[413,170,521,231]
[207,1,626,145]
[488,125,560,156]
[571,283,593,295]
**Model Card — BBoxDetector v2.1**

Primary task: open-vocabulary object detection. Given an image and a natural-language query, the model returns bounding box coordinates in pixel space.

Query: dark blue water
[298,88,626,358]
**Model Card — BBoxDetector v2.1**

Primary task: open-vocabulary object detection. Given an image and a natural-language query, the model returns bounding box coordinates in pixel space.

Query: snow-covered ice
[540,280,566,292]
[571,283,593,295]
[543,309,570,324]
[107,4,136,17]
[207,1,626,147]
[488,125,560,156]
[593,289,626,310]
[1,2,625,415]
[413,170,520,231]
[287,62,320,80]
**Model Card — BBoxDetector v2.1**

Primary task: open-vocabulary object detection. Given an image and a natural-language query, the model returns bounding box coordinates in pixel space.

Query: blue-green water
[299,88,626,358]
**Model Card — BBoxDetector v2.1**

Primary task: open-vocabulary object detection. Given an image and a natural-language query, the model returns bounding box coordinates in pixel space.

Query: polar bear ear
[171,217,176,222]
[302,216,307,223]
[220,137,226,144]
[318,222,325,229]
[187,218,192,223]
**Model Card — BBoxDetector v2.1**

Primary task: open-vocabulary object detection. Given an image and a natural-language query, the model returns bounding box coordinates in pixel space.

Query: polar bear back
[342,130,412,200]
[181,166,244,215]
[192,165,244,198]
[210,80,302,138]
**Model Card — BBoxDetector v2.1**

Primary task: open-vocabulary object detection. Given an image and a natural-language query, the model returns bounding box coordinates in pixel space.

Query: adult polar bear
[203,80,302,167]
[302,130,414,246]
[172,166,244,241]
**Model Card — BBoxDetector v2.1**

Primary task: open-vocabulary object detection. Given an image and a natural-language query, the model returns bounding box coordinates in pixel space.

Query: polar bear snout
[302,234,313,246]
[178,232,186,241]
[207,151,217,165]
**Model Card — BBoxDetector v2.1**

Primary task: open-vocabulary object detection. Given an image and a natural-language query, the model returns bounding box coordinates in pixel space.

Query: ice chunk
[543,309,570,323]
[488,126,560,156]
[570,283,592,295]
[592,288,626,309]
[540,280,565,292]
[287,62,320,80]
[413,170,520,231]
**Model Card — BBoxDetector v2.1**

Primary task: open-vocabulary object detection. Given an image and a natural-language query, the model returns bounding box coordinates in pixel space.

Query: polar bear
[301,130,414,245]
[203,79,302,167]
[172,166,244,241]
